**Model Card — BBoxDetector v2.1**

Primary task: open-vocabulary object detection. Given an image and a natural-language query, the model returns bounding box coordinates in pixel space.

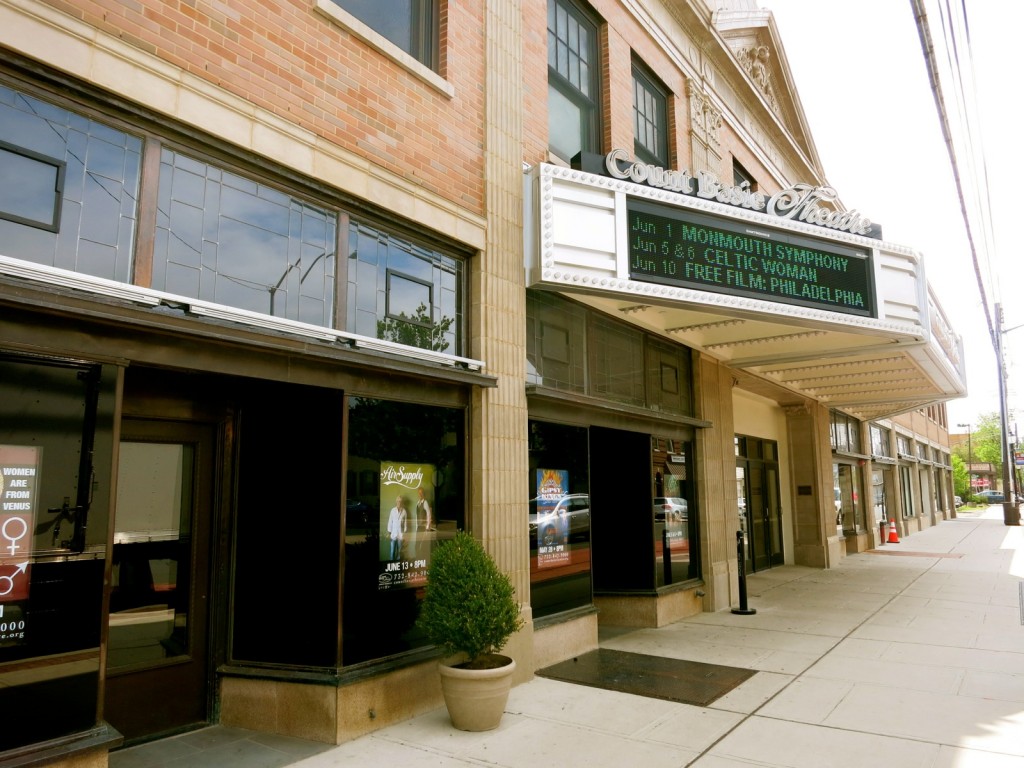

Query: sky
[763,0,1022,432]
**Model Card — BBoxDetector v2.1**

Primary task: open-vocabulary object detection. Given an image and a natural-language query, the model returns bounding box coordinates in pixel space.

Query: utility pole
[995,304,1020,525]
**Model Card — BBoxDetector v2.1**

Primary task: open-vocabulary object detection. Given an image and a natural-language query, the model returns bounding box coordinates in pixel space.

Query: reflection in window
[0,143,64,231]
[332,0,438,70]
[528,420,591,619]
[870,424,891,457]
[153,149,337,326]
[347,220,462,354]
[0,85,141,281]
[653,439,697,587]
[830,410,861,453]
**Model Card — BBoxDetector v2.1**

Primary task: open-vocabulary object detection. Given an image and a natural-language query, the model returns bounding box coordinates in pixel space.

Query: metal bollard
[731,530,756,615]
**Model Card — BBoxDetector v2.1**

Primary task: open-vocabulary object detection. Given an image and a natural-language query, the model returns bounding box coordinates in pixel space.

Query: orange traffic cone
[887,519,900,544]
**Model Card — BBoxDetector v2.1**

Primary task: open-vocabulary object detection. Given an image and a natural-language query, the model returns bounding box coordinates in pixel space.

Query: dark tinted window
[632,63,668,167]
[342,397,465,665]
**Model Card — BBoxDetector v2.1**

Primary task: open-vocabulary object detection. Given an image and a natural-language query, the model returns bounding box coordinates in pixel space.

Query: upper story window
[897,434,913,456]
[547,0,601,163]
[733,159,757,190]
[330,0,438,71]
[830,410,861,453]
[870,424,891,458]
[526,291,693,416]
[0,84,142,282]
[632,62,668,167]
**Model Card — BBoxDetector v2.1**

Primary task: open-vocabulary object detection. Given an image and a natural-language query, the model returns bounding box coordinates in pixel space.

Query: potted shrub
[417,530,524,731]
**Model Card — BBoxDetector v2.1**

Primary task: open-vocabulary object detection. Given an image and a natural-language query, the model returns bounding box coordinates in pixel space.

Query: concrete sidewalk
[112,509,1022,767]
[294,508,1023,768]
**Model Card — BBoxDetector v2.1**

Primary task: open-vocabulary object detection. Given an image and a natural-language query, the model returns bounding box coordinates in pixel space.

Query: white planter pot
[437,654,515,731]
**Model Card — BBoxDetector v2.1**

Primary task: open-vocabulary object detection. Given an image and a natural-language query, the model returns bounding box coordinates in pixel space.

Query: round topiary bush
[417,530,524,670]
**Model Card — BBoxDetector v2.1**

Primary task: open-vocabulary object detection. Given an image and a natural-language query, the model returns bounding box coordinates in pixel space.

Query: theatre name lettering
[603,148,877,239]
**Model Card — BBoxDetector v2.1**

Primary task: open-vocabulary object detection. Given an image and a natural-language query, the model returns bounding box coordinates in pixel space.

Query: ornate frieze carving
[737,45,779,113]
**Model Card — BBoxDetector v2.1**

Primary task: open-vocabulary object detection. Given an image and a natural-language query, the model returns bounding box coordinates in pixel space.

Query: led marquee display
[627,198,875,317]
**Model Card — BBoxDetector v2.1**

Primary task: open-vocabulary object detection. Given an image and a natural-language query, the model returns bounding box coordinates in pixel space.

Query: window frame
[631,61,669,168]
[733,158,757,190]
[0,139,66,233]
[547,0,602,163]
[314,0,452,97]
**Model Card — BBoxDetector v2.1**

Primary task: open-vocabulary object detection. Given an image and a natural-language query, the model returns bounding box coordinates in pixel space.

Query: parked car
[975,490,1004,503]
[528,493,590,542]
[954,495,963,508]
[654,497,687,523]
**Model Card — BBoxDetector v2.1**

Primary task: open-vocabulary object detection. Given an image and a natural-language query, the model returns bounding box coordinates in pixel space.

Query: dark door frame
[103,417,219,744]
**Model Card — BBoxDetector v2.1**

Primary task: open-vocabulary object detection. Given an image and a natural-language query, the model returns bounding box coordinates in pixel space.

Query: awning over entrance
[525,163,965,421]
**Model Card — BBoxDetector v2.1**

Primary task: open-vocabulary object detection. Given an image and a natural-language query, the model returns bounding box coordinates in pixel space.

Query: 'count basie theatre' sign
[583,150,877,318]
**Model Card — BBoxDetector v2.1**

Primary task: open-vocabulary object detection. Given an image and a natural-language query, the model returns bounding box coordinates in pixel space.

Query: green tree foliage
[972,412,1004,467]
[377,303,453,352]
[951,453,969,498]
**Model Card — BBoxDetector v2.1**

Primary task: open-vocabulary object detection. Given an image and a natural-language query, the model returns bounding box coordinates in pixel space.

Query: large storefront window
[231,382,345,668]
[834,462,864,535]
[0,85,142,281]
[342,397,465,666]
[153,150,337,326]
[346,221,464,355]
[0,354,116,751]
[528,421,591,619]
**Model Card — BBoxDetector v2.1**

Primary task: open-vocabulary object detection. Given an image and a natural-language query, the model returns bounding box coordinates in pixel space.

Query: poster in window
[0,445,40,648]
[536,468,570,568]
[378,461,435,591]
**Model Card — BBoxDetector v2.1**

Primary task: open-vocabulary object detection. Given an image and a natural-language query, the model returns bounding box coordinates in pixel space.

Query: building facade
[0,0,964,765]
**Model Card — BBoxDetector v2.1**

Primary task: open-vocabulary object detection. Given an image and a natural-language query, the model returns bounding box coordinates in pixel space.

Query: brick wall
[38,0,488,215]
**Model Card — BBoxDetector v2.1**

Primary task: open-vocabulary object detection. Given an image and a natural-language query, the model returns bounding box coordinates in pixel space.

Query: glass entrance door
[736,436,784,571]
[104,419,215,744]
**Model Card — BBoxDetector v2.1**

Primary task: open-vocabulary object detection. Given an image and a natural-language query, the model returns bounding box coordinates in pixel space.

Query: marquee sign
[627,198,876,317]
